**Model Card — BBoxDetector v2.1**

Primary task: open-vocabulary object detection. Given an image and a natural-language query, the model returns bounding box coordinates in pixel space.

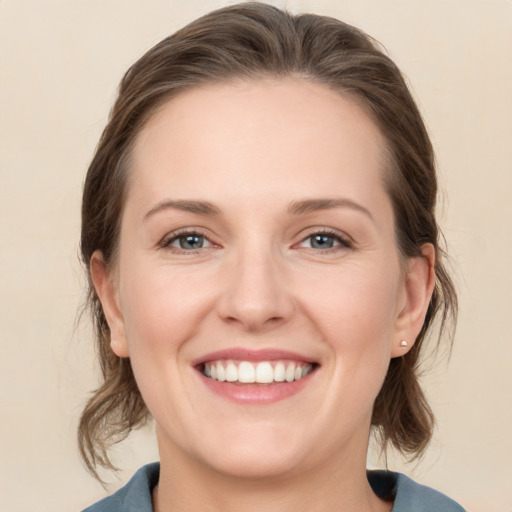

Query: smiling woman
[78,3,462,511]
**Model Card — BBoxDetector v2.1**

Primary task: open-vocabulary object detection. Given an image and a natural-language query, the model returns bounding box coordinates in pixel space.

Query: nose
[217,245,295,332]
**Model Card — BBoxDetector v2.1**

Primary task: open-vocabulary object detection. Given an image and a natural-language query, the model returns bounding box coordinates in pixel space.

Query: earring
[399,340,408,348]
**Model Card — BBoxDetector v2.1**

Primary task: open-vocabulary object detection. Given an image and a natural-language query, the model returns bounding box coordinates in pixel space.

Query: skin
[91,77,435,512]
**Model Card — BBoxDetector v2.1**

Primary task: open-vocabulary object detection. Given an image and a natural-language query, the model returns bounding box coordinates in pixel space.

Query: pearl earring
[400,340,408,348]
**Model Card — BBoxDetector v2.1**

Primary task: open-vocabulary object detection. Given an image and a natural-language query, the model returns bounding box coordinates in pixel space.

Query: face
[93,78,433,480]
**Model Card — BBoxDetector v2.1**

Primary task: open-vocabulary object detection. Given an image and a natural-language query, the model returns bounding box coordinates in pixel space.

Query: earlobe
[90,250,130,358]
[391,243,436,358]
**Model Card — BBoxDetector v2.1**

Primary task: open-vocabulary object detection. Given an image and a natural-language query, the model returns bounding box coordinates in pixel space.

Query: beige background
[1,0,511,510]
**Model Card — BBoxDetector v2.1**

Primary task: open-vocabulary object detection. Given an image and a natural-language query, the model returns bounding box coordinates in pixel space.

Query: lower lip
[197,370,315,404]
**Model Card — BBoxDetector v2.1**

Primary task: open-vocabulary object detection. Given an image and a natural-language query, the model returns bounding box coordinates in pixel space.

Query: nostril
[216,282,295,330]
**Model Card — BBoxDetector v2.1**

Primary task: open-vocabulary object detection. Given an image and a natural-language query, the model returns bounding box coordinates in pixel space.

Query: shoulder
[368,470,466,512]
[81,462,159,512]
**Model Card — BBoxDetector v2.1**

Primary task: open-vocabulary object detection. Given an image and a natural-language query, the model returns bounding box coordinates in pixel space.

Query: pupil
[180,235,203,249]
[312,234,333,249]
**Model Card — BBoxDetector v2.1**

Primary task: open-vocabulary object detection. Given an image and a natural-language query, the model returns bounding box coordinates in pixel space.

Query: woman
[79,3,463,511]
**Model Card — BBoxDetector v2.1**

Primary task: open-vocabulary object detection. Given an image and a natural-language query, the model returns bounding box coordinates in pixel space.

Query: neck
[153,436,391,512]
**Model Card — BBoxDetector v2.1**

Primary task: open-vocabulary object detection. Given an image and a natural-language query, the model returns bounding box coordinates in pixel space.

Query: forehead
[128,77,390,216]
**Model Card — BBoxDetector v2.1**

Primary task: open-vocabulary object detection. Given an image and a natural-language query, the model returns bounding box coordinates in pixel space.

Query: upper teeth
[203,360,313,384]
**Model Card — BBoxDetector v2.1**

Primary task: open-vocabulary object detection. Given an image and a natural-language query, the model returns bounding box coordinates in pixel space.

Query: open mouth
[193,349,320,403]
[199,360,318,384]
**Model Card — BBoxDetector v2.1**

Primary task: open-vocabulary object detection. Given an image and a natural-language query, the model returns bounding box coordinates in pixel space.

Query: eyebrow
[144,199,221,220]
[287,198,374,220]
[143,197,373,221]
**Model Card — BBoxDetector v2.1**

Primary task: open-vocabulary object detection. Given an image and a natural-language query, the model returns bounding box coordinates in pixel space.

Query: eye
[298,230,351,251]
[162,231,212,251]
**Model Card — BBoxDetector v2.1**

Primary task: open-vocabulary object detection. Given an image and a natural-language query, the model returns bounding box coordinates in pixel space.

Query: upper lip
[192,348,318,366]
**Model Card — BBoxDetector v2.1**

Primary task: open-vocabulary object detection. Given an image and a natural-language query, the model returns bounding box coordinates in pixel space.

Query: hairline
[104,73,406,269]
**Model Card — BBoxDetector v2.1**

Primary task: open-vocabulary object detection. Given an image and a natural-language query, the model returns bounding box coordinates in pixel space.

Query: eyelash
[160,228,353,254]
[160,228,213,253]
[297,228,353,253]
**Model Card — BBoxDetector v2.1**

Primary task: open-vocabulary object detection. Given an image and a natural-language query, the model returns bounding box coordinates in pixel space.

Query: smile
[203,360,314,384]
[194,348,318,403]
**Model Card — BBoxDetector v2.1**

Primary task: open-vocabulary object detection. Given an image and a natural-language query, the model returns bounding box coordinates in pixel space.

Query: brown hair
[79,2,457,479]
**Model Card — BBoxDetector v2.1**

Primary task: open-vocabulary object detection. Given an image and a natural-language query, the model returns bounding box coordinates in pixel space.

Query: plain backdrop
[1,1,511,510]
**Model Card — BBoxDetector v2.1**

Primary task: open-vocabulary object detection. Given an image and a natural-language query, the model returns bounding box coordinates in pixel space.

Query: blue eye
[299,231,349,250]
[165,232,211,250]
[309,234,337,249]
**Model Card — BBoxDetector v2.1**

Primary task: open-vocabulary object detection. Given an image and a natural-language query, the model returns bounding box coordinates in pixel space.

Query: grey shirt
[82,462,465,512]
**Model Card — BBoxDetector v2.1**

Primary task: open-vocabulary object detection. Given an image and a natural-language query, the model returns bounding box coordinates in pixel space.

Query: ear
[391,243,436,358]
[90,250,130,358]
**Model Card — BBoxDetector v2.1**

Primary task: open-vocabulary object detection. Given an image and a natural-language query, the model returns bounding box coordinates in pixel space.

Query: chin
[205,446,303,480]
[188,424,311,480]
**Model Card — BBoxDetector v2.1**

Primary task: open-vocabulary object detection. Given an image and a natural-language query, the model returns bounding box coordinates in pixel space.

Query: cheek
[117,265,215,420]
[298,261,401,395]
[118,262,217,357]
[302,263,400,343]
